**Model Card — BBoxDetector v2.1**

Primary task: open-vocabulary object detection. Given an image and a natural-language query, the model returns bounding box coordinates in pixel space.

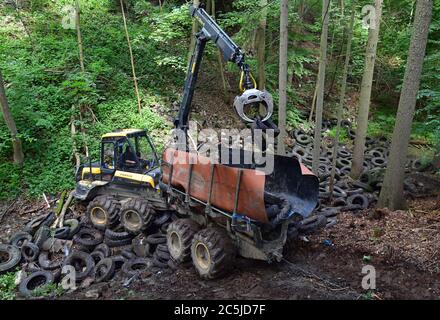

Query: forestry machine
[73,5,320,279]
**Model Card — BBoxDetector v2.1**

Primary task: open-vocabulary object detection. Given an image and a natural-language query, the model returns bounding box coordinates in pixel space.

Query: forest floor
[1,181,439,300]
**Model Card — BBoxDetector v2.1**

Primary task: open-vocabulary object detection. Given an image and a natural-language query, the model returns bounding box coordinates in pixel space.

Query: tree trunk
[0,70,24,166]
[75,0,85,73]
[256,0,267,90]
[211,0,229,102]
[350,0,383,179]
[329,2,355,198]
[187,0,200,66]
[75,0,89,158]
[308,85,317,122]
[378,0,433,210]
[312,0,330,175]
[120,0,142,113]
[277,0,288,156]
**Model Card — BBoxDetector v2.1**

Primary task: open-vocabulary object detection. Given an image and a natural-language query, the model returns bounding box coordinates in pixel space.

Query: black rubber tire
[38,251,62,270]
[104,237,133,248]
[94,258,116,283]
[160,222,170,234]
[152,253,169,268]
[153,212,171,226]
[93,243,111,258]
[23,212,55,236]
[292,145,307,158]
[292,129,305,141]
[337,148,351,158]
[297,215,327,234]
[104,229,134,241]
[332,197,348,207]
[63,250,95,282]
[155,249,170,261]
[21,242,40,262]
[91,251,105,264]
[23,216,47,235]
[371,157,387,168]
[120,199,155,234]
[9,232,33,249]
[296,133,312,145]
[318,207,339,218]
[347,194,369,209]
[331,186,347,198]
[0,244,22,274]
[54,227,71,240]
[191,228,236,280]
[73,228,103,250]
[87,196,121,230]
[32,225,51,249]
[336,158,352,169]
[112,255,126,270]
[146,233,167,245]
[64,219,80,238]
[167,259,178,270]
[122,258,151,277]
[121,249,137,260]
[18,270,54,297]
[166,219,201,264]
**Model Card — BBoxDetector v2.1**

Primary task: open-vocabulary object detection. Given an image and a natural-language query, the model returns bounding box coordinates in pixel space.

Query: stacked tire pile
[289,118,424,226]
[0,195,176,298]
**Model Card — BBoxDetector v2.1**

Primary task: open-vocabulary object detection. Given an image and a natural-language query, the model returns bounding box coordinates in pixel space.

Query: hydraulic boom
[175,5,278,133]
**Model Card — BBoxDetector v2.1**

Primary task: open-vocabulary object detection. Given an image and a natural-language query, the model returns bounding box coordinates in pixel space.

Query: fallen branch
[52,190,75,228]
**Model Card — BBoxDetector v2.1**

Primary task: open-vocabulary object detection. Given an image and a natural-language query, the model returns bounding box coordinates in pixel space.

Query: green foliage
[0,0,439,201]
[31,283,65,298]
[0,271,17,300]
[0,1,178,200]
[367,112,396,138]
[286,107,302,130]
[326,126,349,144]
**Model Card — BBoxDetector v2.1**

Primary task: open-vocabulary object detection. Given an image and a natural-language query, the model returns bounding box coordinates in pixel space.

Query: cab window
[134,136,155,161]
[102,142,115,169]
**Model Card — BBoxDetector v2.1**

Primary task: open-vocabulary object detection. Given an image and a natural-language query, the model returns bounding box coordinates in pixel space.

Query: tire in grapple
[190,227,235,280]
[86,196,121,230]
[120,199,154,234]
[166,219,201,264]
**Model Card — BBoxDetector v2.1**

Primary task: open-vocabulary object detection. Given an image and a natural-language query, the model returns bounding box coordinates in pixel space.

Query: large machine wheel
[120,199,154,234]
[167,219,201,264]
[191,227,236,280]
[87,196,121,230]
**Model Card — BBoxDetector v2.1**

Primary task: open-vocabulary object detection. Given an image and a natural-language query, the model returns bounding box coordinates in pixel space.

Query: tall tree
[75,0,85,73]
[350,0,383,179]
[378,0,433,210]
[277,0,288,156]
[256,0,267,90]
[187,0,200,66]
[0,69,24,166]
[120,0,142,114]
[312,0,331,174]
[211,0,228,102]
[329,2,355,197]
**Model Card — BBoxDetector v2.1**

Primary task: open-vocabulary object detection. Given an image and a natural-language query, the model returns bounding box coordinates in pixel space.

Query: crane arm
[175,5,277,134]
